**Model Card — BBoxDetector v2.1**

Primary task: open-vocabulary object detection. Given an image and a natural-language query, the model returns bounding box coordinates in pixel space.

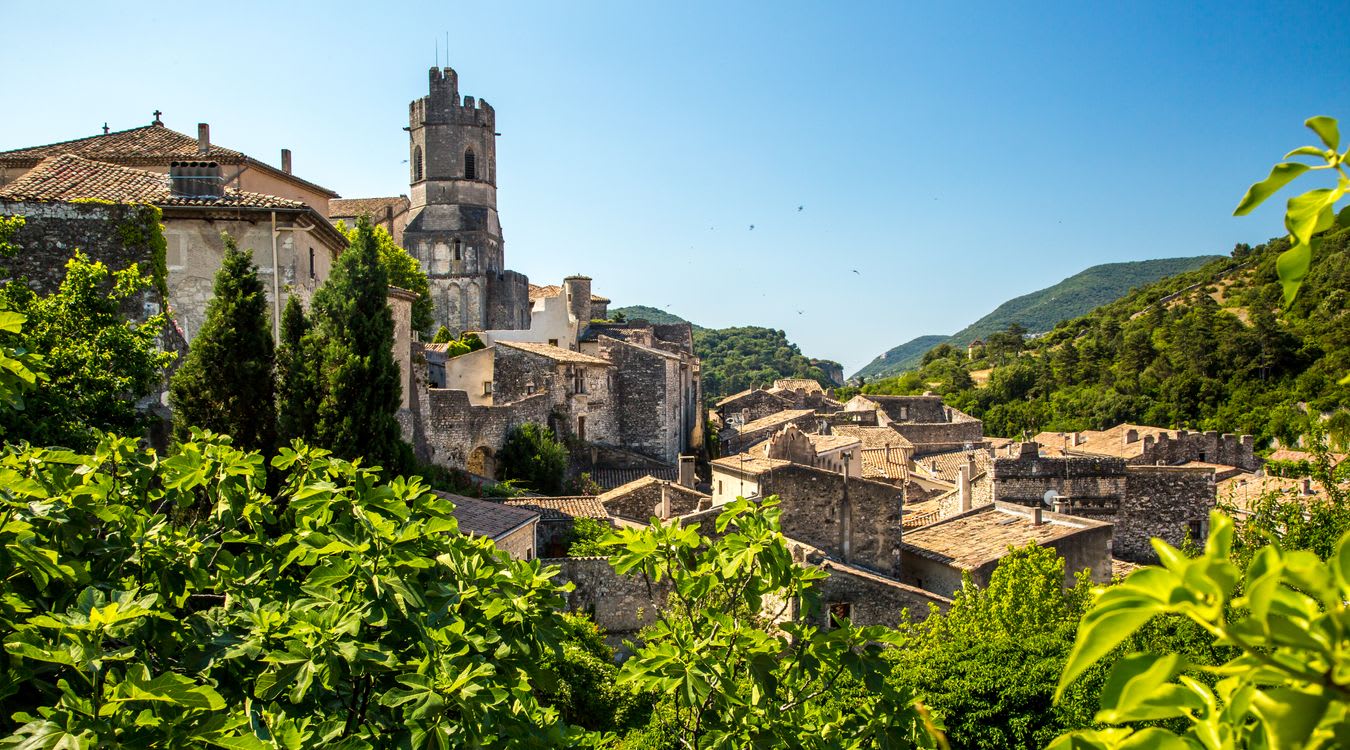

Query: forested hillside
[608,306,840,403]
[852,256,1219,380]
[843,231,1350,447]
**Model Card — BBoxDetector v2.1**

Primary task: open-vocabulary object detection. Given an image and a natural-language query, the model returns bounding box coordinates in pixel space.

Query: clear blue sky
[5,1,1348,374]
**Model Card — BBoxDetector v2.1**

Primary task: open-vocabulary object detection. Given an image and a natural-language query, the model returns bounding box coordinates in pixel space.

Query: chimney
[1032,506,1044,526]
[1053,496,1070,515]
[1125,428,1138,445]
[678,455,696,488]
[965,452,977,481]
[197,123,210,154]
[659,482,672,519]
[1300,478,1313,496]
[281,148,292,174]
[958,465,972,513]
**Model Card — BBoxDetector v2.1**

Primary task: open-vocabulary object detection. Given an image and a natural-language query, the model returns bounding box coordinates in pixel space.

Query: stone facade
[599,476,709,523]
[401,67,530,334]
[843,394,985,457]
[1121,466,1216,561]
[544,556,672,634]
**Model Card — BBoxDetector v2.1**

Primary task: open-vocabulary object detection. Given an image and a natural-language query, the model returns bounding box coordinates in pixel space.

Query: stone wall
[1120,466,1216,562]
[495,521,537,561]
[422,388,550,471]
[544,556,672,634]
[993,446,1129,513]
[722,410,820,455]
[716,388,791,425]
[598,335,681,463]
[758,464,903,576]
[602,479,706,523]
[1,200,154,296]
[1132,430,1257,472]
[485,270,530,330]
[890,418,985,457]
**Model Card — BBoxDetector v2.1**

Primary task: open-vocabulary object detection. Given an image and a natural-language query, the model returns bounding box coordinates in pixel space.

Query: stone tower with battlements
[403,67,530,334]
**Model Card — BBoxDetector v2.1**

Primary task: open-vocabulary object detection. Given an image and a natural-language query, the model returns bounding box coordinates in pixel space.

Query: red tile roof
[0,154,306,209]
[329,196,410,219]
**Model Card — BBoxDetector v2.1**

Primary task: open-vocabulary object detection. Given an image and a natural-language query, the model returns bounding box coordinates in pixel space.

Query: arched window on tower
[464,148,477,180]
[412,145,423,182]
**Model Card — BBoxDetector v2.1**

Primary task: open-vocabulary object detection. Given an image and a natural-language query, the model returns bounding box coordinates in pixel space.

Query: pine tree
[275,296,318,443]
[169,235,276,451]
[308,218,411,471]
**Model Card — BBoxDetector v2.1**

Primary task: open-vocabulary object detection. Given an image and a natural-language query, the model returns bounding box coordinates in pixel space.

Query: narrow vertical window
[308,247,315,279]
[464,148,476,180]
[453,239,462,260]
[412,145,423,182]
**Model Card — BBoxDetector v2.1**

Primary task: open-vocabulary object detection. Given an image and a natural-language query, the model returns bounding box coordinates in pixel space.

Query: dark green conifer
[308,218,411,471]
[275,295,318,443]
[169,234,275,451]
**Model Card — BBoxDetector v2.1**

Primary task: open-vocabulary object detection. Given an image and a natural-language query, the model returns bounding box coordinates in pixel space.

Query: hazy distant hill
[609,306,841,403]
[851,256,1219,380]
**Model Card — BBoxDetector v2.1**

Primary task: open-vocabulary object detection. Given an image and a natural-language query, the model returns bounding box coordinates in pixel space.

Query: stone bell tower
[403,66,529,334]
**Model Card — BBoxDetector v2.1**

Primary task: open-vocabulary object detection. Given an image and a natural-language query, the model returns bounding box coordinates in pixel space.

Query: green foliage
[1234,116,1349,307]
[606,306,694,327]
[694,326,833,405]
[0,252,173,449]
[607,497,941,749]
[496,422,568,495]
[432,325,454,344]
[305,218,412,473]
[853,257,1217,380]
[1052,512,1350,749]
[0,305,42,412]
[436,330,486,358]
[114,204,169,299]
[537,613,654,734]
[887,544,1100,750]
[335,220,434,335]
[567,517,612,557]
[0,432,582,748]
[275,296,318,444]
[169,234,276,452]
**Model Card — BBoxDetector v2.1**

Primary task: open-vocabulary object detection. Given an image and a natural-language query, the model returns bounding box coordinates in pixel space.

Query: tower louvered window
[413,146,423,182]
[464,149,477,180]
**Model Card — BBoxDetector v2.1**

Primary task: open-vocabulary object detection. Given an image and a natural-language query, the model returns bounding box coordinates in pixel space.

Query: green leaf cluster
[0,432,583,748]
[607,497,941,749]
[495,423,568,495]
[1052,513,1350,749]
[335,221,434,336]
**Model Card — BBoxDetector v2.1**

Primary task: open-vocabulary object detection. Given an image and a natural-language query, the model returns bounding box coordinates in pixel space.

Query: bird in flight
[851,269,860,275]
[749,224,755,231]
[797,205,804,212]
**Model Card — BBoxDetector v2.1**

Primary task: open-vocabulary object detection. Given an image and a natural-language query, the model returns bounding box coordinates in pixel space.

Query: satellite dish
[1043,489,1061,507]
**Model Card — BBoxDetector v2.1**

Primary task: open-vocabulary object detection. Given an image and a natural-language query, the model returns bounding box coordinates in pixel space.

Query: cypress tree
[275,295,318,443]
[169,234,275,451]
[308,217,411,471]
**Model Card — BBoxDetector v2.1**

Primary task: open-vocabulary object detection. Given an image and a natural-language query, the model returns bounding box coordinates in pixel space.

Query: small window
[464,148,477,180]
[412,145,423,182]
[453,240,462,261]
[483,381,493,396]
[548,338,559,347]
[308,247,315,279]
[828,602,852,628]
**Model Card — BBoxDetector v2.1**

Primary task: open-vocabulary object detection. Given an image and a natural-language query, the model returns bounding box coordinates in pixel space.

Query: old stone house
[843,394,986,457]
[0,154,345,343]
[898,502,1113,597]
[438,492,539,561]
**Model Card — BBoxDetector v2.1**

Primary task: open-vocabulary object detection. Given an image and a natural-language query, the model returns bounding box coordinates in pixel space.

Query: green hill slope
[843,232,1350,447]
[851,256,1219,380]
[608,306,840,404]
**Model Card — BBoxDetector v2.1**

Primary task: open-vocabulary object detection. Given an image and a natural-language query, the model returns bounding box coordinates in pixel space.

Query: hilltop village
[0,66,1337,636]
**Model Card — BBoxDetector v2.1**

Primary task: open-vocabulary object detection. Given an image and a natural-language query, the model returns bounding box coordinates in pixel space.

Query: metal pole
[270,211,281,344]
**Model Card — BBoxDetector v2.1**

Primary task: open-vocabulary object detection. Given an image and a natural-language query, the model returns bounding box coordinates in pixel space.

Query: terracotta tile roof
[710,454,792,477]
[900,503,1110,570]
[528,283,561,301]
[496,339,611,365]
[329,196,409,218]
[0,154,306,209]
[503,495,607,521]
[1111,558,1145,579]
[770,378,824,394]
[860,447,908,481]
[1217,473,1349,514]
[597,475,708,505]
[1033,424,1172,459]
[833,425,912,450]
[737,408,817,435]
[807,433,862,453]
[591,466,678,490]
[435,492,538,540]
[0,123,337,197]
[1266,448,1346,465]
[914,448,992,483]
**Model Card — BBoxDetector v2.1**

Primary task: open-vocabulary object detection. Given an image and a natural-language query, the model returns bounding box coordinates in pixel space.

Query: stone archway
[467,445,495,478]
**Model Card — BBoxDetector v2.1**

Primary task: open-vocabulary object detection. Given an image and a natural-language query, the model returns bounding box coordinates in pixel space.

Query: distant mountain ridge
[851,256,1220,380]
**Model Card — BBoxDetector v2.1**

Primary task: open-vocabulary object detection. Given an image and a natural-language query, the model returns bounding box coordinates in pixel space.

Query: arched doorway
[467,445,495,478]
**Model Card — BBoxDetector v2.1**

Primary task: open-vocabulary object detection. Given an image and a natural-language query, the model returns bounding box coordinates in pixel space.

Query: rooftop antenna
[435,36,439,69]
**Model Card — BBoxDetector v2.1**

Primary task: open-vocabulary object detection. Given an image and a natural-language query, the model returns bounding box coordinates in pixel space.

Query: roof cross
[152,110,163,125]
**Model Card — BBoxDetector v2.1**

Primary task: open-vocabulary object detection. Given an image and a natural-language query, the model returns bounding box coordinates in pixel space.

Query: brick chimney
[1032,506,1044,526]
[197,123,210,154]
[281,148,292,174]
